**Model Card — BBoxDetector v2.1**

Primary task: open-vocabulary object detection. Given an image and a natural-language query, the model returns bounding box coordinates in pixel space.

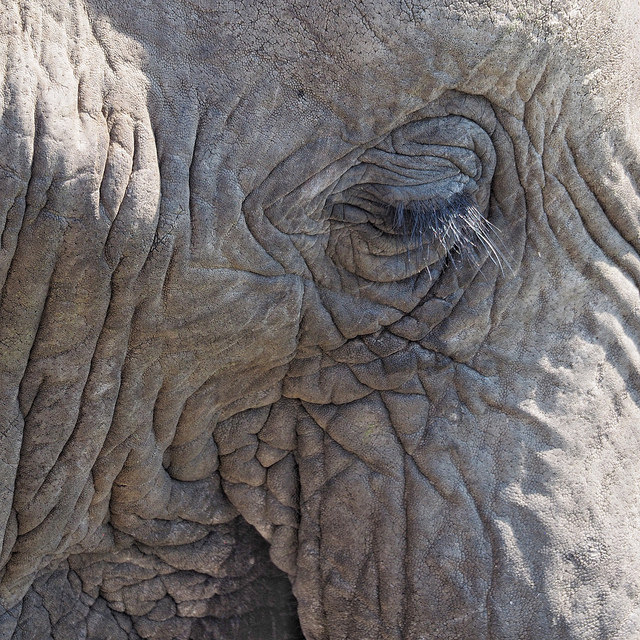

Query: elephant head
[1,0,640,638]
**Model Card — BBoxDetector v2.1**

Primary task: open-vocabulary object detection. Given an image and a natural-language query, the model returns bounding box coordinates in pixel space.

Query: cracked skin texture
[1,0,640,638]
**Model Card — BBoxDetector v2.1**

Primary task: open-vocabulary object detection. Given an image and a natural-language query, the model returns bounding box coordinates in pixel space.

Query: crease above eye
[329,176,472,221]
[358,178,470,207]
[358,162,463,187]
[360,146,483,180]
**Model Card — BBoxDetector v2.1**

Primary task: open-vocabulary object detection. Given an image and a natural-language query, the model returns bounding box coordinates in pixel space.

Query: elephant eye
[324,115,501,283]
[386,194,506,272]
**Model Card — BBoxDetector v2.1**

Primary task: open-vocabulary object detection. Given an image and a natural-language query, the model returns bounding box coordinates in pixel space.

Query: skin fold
[1,0,640,638]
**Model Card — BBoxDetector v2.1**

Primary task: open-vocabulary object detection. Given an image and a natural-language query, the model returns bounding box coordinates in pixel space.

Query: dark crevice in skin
[0,187,27,281]
[7,517,305,640]
[186,112,201,256]
[102,194,132,271]
[99,110,125,227]
[149,204,181,260]
[11,258,68,543]
[21,95,42,225]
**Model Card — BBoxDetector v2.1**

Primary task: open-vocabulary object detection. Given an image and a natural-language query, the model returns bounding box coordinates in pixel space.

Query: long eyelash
[390,194,511,274]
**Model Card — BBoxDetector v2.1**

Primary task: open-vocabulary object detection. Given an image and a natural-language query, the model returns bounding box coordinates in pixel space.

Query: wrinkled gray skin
[1,0,640,638]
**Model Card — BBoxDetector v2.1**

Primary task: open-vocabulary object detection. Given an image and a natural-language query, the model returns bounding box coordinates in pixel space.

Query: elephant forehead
[80,1,640,240]
[89,0,639,119]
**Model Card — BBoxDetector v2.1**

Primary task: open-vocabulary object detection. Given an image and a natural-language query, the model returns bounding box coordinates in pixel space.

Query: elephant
[1,0,640,637]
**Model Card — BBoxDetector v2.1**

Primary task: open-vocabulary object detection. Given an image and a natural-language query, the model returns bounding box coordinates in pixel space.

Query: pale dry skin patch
[1,1,640,639]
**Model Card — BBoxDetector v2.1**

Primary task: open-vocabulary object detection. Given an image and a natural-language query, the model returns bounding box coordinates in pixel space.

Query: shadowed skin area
[1,0,640,639]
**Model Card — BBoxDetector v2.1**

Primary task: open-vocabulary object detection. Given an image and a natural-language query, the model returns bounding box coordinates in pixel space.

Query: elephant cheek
[217,389,495,639]
[291,386,640,639]
[219,360,640,640]
[292,394,494,640]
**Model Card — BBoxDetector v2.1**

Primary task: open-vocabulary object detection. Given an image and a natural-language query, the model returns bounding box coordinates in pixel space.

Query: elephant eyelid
[389,194,510,273]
